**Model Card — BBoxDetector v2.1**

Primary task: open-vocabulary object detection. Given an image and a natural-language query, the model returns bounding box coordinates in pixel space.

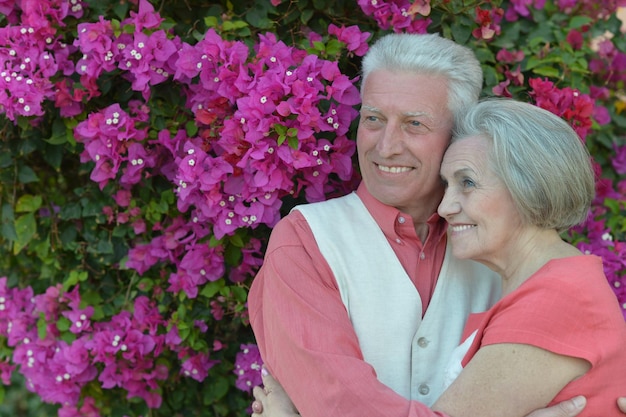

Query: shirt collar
[356,182,447,242]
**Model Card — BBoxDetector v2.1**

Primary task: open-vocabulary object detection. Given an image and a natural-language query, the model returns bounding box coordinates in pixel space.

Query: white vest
[295,193,501,405]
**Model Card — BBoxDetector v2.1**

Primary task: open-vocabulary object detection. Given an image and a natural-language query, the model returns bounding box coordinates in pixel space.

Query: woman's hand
[251,369,299,417]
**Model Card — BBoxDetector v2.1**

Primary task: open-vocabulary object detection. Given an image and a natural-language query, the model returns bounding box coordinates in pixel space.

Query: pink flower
[127,0,164,31]
[473,6,504,40]
[0,360,15,385]
[612,145,626,174]
[180,352,217,382]
[62,305,95,334]
[328,24,371,56]
[233,344,263,393]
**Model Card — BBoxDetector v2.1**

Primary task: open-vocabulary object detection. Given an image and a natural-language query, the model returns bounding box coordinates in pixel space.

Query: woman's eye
[462,178,475,188]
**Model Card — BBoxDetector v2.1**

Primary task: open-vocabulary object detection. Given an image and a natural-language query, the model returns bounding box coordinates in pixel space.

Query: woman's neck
[494,229,581,296]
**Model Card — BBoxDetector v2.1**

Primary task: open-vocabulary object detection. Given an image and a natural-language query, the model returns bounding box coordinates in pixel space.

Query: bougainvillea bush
[0,0,624,415]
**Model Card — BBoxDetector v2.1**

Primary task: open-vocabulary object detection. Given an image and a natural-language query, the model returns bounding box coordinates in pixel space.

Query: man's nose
[375,123,403,157]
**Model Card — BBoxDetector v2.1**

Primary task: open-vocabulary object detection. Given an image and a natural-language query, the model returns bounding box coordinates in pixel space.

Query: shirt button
[395,238,402,244]
[418,384,430,395]
[417,337,429,348]
[398,216,406,224]
[420,252,426,260]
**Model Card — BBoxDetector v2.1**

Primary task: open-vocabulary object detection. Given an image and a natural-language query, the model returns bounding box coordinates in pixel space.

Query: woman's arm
[251,370,596,417]
[431,343,590,417]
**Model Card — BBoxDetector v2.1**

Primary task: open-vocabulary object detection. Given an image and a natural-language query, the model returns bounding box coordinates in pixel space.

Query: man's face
[357,70,453,221]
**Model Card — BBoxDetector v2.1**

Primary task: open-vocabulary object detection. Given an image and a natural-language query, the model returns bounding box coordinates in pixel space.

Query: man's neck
[414,221,430,243]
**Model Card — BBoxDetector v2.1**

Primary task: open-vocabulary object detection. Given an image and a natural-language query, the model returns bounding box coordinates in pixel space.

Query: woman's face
[437,135,525,266]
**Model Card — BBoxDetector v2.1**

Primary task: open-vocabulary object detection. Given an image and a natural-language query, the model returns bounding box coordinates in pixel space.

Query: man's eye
[405,120,430,134]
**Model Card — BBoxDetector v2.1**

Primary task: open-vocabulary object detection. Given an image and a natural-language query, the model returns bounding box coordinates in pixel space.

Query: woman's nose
[437,188,460,218]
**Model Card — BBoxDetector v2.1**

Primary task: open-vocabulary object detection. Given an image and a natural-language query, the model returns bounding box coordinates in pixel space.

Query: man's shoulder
[292,193,361,219]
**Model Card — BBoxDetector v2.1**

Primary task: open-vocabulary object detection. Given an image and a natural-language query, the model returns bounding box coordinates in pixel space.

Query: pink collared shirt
[248,183,448,417]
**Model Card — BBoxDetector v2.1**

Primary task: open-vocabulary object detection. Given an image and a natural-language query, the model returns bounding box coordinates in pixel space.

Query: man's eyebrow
[406,111,432,119]
[360,105,431,119]
[360,105,380,113]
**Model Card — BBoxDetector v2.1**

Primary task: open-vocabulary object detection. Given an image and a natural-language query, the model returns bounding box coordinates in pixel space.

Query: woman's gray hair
[361,33,483,126]
[452,98,595,232]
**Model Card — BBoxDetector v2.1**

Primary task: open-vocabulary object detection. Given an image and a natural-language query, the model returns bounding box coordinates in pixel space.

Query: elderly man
[248,33,625,417]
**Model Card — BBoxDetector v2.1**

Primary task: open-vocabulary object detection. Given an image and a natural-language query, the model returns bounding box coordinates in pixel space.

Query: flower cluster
[528,78,596,140]
[357,0,432,33]
[0,278,219,412]
[473,6,504,40]
[168,30,360,239]
[69,2,363,306]
[233,343,263,393]
[0,0,83,120]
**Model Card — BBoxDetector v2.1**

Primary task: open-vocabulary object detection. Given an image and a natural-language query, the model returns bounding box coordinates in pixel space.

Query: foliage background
[0,0,624,416]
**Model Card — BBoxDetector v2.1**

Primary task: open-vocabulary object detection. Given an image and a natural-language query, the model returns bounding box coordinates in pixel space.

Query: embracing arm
[431,343,590,417]
[251,371,592,417]
[248,212,435,417]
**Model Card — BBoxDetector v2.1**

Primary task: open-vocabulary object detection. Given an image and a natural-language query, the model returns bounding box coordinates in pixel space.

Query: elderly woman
[252,99,626,417]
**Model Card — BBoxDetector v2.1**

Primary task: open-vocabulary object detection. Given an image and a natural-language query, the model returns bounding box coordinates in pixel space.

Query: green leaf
[287,136,299,150]
[0,152,12,169]
[59,202,82,220]
[531,66,561,78]
[326,39,343,56]
[525,55,563,70]
[17,164,39,184]
[224,244,242,266]
[185,120,198,137]
[93,238,114,255]
[300,8,314,24]
[312,40,325,52]
[63,270,88,292]
[568,16,593,30]
[209,234,224,248]
[204,15,219,28]
[231,285,247,303]
[223,20,249,31]
[15,194,42,213]
[37,313,48,340]
[200,279,225,298]
[245,2,273,29]
[13,212,36,254]
[203,377,230,404]
[274,124,287,135]
[450,21,472,45]
[229,232,245,247]
[57,316,71,332]
[0,203,16,241]
[45,118,69,145]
